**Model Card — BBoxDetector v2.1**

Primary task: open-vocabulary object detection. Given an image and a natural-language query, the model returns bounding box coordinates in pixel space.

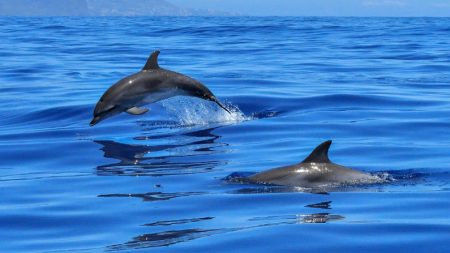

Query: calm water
[1,17,450,252]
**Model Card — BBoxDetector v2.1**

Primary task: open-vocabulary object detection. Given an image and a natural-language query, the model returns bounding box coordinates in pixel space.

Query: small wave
[6,104,90,128]
[40,25,68,30]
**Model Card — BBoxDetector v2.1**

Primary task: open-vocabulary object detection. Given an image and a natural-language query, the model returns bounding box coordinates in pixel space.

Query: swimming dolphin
[90,50,230,126]
[248,140,381,188]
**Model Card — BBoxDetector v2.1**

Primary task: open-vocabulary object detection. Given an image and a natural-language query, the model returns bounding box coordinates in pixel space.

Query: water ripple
[0,16,449,253]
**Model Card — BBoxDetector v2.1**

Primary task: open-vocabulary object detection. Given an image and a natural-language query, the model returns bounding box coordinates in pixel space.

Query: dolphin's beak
[89,116,101,127]
[211,97,231,114]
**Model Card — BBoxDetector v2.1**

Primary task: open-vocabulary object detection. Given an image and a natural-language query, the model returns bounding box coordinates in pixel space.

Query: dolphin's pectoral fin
[142,50,160,71]
[126,107,149,115]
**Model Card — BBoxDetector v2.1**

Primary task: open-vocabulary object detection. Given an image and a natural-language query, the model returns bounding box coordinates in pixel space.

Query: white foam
[160,97,250,127]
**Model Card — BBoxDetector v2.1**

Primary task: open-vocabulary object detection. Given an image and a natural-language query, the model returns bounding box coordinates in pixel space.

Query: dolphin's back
[249,164,297,185]
[104,70,183,105]
[249,162,376,187]
[247,140,380,187]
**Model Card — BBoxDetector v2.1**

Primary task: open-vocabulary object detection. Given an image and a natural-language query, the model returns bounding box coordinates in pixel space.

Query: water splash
[160,97,250,126]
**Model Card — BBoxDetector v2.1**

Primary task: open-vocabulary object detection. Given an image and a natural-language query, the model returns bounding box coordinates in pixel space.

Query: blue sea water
[0,16,450,252]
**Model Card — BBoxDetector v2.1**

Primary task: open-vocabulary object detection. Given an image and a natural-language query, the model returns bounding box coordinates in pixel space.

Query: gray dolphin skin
[248,140,381,187]
[90,50,231,126]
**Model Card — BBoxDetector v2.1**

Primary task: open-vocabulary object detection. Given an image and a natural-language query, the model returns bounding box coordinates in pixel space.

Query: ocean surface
[1,17,449,252]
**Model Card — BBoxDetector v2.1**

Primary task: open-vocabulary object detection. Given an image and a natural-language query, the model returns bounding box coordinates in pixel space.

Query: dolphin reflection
[98,191,203,202]
[94,127,226,176]
[106,200,344,250]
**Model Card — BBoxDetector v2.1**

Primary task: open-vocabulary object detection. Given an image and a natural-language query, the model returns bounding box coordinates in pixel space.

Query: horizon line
[1,15,450,18]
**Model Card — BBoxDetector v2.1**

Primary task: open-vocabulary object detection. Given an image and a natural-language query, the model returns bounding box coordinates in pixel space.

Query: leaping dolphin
[90,50,230,126]
[248,140,382,188]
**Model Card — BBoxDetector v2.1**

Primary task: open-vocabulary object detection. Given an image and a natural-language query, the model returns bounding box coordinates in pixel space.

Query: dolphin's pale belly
[249,162,380,187]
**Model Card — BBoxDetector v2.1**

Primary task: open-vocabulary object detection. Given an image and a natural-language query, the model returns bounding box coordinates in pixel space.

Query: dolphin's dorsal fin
[301,140,332,163]
[142,50,160,70]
